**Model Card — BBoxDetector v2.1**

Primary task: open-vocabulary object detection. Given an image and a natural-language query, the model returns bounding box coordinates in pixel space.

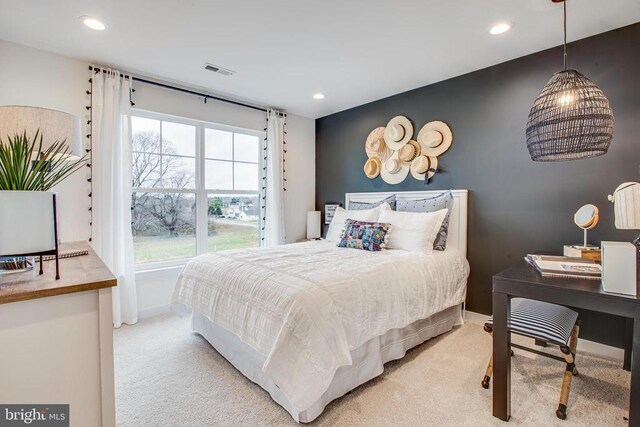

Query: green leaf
[0,131,88,191]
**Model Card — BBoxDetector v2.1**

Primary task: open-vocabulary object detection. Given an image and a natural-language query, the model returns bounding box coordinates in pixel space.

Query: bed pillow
[377,208,447,254]
[337,219,390,251]
[396,191,454,251]
[349,194,396,211]
[325,203,390,242]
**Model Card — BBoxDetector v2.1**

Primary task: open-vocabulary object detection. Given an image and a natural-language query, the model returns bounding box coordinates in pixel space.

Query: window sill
[135,260,189,274]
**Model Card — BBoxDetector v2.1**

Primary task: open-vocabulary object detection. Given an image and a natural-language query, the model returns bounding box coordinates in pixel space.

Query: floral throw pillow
[337,219,390,251]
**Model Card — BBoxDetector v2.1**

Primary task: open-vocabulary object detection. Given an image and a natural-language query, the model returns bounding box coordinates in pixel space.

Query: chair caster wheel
[510,350,515,357]
[556,405,567,420]
[481,376,491,389]
[572,368,579,376]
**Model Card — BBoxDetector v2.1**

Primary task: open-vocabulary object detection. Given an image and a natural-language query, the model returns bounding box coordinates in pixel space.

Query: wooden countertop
[0,241,116,305]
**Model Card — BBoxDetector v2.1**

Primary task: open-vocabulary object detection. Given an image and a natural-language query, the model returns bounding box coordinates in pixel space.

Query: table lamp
[306,211,321,240]
[0,105,82,279]
[601,182,640,296]
[0,105,82,159]
[608,182,640,246]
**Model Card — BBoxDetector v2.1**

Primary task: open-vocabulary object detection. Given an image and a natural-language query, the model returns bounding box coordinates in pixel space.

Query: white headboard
[345,190,468,255]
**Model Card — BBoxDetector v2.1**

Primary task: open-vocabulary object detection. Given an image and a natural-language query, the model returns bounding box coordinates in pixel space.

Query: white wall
[0,40,316,317]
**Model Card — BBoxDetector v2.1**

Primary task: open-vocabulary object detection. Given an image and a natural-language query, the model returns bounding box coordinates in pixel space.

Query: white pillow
[377,208,447,253]
[325,203,391,242]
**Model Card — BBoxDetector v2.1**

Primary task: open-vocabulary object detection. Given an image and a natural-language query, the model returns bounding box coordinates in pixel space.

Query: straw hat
[384,116,413,150]
[410,155,438,181]
[364,157,381,179]
[417,121,452,157]
[398,140,420,163]
[380,152,410,185]
[365,127,393,162]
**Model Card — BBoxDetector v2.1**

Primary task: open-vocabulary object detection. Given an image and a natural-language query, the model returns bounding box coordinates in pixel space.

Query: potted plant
[0,130,87,275]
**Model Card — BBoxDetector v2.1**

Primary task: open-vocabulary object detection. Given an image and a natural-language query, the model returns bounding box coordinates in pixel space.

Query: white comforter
[172,240,469,417]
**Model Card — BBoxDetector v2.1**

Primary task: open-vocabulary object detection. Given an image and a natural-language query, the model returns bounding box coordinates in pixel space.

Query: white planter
[0,190,57,257]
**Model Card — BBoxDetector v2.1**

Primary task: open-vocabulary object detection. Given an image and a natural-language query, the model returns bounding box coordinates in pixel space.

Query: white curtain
[264,109,286,246]
[91,69,138,328]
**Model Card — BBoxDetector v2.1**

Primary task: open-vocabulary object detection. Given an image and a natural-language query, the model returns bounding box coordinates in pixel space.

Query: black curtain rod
[88,66,285,116]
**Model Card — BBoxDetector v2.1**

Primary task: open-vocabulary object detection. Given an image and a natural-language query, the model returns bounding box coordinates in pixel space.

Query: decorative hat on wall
[417,121,452,157]
[363,157,382,179]
[380,152,410,184]
[362,117,452,184]
[398,140,420,163]
[411,155,438,181]
[365,127,393,163]
[384,116,413,150]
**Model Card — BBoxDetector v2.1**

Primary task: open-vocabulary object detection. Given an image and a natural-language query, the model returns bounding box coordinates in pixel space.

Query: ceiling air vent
[203,63,235,77]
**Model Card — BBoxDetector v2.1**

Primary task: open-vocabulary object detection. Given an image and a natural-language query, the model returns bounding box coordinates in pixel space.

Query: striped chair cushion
[485,298,578,346]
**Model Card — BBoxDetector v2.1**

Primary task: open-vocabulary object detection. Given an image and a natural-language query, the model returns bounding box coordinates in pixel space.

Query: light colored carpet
[114,313,630,426]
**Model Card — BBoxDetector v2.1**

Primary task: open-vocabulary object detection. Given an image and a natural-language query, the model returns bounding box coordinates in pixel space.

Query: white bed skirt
[191,304,463,423]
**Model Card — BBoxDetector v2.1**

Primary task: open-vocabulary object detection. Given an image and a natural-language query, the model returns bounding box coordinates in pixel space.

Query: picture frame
[324,203,340,225]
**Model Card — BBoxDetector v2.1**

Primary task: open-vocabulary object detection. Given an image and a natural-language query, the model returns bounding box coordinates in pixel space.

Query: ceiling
[0,0,639,118]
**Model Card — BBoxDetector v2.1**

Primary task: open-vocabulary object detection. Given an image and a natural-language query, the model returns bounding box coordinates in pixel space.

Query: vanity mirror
[574,204,599,248]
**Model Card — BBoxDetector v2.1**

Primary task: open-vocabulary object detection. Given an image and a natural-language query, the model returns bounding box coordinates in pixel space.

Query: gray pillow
[396,191,453,251]
[349,194,396,211]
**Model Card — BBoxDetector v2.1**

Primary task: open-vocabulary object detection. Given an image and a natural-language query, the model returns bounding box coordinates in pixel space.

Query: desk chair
[481,298,580,420]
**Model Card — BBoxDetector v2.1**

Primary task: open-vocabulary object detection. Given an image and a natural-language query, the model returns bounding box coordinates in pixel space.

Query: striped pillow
[349,194,396,211]
[485,298,579,346]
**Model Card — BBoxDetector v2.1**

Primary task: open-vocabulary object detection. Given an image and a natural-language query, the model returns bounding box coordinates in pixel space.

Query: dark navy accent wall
[315,23,640,347]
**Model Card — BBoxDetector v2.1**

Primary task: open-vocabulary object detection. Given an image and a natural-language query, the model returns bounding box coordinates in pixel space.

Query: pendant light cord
[563,0,567,70]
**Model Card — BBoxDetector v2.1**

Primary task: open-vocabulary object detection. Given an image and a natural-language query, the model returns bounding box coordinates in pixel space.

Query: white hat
[380,152,410,185]
[417,121,452,157]
[365,127,393,163]
[410,155,438,181]
[363,157,382,179]
[384,116,413,150]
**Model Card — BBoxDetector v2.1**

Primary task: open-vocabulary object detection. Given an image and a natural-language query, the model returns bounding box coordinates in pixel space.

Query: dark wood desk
[492,261,640,425]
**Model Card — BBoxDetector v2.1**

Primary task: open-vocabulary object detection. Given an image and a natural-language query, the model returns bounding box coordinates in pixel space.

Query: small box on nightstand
[563,245,601,263]
[601,241,637,296]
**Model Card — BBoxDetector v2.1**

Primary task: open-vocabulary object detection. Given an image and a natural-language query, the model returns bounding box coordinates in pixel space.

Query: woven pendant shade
[526,69,614,161]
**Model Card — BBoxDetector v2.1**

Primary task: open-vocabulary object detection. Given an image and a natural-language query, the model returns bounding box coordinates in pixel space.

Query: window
[131,111,263,268]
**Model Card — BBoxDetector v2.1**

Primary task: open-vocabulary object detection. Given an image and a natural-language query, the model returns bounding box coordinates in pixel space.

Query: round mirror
[574,204,599,230]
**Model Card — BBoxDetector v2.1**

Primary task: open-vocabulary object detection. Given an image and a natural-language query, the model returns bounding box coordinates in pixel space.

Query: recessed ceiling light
[313,93,325,100]
[489,22,512,35]
[80,16,106,31]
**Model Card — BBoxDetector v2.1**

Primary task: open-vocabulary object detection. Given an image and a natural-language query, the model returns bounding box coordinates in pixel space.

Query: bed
[172,190,470,422]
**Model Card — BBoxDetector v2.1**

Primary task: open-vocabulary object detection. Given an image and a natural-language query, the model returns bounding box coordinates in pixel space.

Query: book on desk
[525,254,602,280]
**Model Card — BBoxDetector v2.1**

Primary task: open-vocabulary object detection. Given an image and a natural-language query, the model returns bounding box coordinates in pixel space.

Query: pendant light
[525,0,614,161]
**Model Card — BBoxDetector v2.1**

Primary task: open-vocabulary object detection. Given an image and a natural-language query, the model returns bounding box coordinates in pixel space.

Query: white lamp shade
[0,105,82,158]
[609,182,640,230]
[306,211,321,239]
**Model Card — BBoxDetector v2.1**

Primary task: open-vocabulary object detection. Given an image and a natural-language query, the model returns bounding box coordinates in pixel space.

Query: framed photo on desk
[324,203,340,225]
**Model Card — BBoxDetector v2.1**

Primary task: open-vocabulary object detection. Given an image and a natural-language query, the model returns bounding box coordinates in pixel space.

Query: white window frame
[131,109,264,271]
